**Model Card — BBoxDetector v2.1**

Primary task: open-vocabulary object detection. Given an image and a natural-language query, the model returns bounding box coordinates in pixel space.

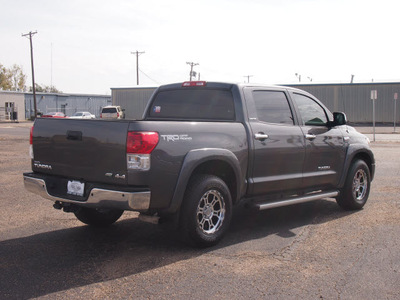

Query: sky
[1,0,400,95]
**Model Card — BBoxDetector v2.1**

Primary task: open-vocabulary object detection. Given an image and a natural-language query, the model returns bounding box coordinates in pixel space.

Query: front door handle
[254,133,269,140]
[305,134,317,140]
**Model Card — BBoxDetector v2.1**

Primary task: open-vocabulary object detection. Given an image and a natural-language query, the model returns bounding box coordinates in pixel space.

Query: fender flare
[338,144,375,188]
[166,148,244,214]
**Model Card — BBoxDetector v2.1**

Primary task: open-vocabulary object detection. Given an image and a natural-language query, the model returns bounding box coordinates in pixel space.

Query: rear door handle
[67,130,82,141]
[305,134,316,140]
[254,133,269,140]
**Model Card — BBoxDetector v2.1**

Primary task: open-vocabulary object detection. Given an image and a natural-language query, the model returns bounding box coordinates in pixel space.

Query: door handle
[305,134,316,140]
[254,133,269,140]
[67,130,82,141]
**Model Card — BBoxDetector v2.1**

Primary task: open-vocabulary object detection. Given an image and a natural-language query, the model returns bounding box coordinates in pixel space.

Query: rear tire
[336,160,371,210]
[74,207,123,227]
[180,175,232,247]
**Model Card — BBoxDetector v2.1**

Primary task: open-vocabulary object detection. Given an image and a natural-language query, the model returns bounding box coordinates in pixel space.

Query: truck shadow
[0,199,356,299]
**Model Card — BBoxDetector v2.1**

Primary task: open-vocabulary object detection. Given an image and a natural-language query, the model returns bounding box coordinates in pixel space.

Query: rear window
[148,89,235,120]
[102,108,117,113]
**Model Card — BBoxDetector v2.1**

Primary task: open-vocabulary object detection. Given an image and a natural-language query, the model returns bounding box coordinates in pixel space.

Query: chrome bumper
[23,175,150,211]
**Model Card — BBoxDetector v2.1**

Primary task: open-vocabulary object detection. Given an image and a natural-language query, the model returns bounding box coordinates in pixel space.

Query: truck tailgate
[32,118,129,185]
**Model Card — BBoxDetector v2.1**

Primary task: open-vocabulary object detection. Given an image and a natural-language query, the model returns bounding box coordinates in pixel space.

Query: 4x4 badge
[105,173,125,179]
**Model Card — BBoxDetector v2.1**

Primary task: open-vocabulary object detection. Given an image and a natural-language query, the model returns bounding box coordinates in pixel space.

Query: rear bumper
[23,174,150,211]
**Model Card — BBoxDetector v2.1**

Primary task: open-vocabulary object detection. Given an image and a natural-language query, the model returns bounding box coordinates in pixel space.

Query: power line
[131,51,145,85]
[22,30,38,118]
[138,68,161,85]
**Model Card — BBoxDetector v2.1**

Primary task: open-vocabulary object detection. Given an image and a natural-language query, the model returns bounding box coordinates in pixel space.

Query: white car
[69,112,96,119]
[100,106,125,119]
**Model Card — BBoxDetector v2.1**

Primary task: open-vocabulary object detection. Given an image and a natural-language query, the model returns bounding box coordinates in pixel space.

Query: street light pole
[395,93,398,132]
[371,90,377,142]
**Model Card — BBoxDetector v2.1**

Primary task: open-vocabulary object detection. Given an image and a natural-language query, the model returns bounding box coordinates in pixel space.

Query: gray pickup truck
[23,81,375,247]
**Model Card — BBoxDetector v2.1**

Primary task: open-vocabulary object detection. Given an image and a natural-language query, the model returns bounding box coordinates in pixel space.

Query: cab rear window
[148,89,235,121]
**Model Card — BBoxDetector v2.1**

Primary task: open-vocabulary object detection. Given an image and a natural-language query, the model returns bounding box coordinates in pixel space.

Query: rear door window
[252,90,294,125]
[148,89,235,120]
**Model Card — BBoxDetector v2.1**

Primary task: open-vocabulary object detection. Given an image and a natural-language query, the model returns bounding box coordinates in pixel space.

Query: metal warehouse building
[0,91,111,121]
[25,92,112,119]
[111,87,156,119]
[287,82,400,124]
[112,82,400,124]
[0,91,25,122]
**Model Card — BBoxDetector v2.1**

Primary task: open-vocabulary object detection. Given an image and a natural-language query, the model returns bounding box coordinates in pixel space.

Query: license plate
[67,180,85,196]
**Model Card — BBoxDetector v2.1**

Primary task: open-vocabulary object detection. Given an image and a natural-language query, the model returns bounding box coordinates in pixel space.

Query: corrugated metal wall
[287,83,400,124]
[110,83,400,124]
[24,93,111,119]
[111,87,156,119]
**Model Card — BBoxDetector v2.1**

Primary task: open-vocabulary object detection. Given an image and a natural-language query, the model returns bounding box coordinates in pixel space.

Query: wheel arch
[167,148,244,214]
[339,146,375,188]
[352,152,374,178]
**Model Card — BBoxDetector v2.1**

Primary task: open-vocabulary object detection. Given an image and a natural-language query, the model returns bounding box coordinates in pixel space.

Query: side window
[252,91,294,125]
[292,93,327,126]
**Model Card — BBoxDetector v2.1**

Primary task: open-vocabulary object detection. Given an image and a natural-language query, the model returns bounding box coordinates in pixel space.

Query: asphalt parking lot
[0,122,399,299]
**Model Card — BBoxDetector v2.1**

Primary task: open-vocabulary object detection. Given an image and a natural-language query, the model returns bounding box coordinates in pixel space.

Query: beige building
[0,91,25,122]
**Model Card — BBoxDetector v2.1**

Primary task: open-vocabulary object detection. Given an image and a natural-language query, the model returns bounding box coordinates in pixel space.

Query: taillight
[100,113,102,118]
[29,126,34,159]
[126,131,159,171]
[30,126,33,145]
[117,112,120,118]
[127,132,159,154]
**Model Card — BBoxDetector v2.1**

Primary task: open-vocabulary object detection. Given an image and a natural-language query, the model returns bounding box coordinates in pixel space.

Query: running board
[254,191,339,211]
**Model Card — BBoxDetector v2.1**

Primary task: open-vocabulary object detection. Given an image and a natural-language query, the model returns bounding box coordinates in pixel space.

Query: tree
[0,64,12,90]
[0,63,26,91]
[29,83,62,93]
[1,62,62,93]
[10,64,27,91]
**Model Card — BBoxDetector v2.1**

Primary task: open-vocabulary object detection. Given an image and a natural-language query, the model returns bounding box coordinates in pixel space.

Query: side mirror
[332,112,347,126]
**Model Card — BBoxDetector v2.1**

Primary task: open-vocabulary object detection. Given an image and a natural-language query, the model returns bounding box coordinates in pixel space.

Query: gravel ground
[0,122,399,299]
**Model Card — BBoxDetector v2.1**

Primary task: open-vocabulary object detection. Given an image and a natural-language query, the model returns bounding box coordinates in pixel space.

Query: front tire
[336,160,371,210]
[180,175,233,247]
[74,207,123,227]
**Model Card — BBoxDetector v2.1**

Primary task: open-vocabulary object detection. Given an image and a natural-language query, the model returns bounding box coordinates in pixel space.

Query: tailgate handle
[67,130,82,141]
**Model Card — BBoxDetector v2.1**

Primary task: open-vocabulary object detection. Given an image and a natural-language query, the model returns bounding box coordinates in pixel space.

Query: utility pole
[186,62,199,81]
[244,75,253,83]
[131,51,145,85]
[22,31,38,118]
